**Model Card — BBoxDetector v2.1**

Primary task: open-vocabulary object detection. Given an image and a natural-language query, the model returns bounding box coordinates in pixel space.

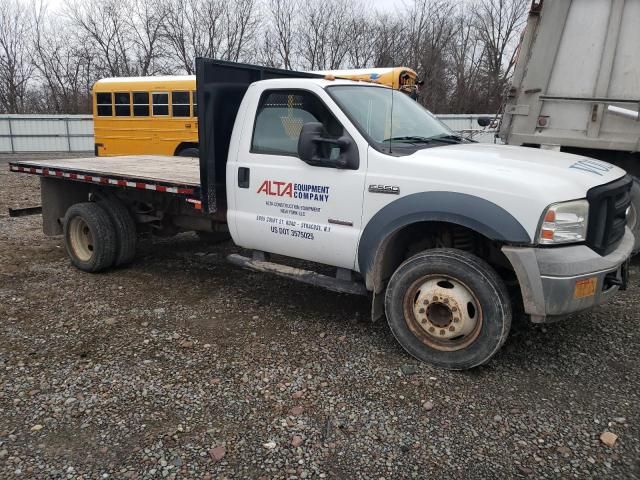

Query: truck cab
[208,61,633,369]
[10,59,635,370]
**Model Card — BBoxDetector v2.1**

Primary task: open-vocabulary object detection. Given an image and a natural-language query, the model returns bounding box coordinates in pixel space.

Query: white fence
[0,115,94,153]
[437,114,501,144]
[0,113,499,153]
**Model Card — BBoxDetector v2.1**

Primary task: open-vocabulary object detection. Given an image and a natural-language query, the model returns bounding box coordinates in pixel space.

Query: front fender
[358,191,532,289]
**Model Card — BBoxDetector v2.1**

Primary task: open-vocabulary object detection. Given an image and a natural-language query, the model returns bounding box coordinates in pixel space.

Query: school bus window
[152,92,169,116]
[133,92,149,116]
[114,92,131,116]
[96,93,113,116]
[192,91,197,117]
[172,91,190,117]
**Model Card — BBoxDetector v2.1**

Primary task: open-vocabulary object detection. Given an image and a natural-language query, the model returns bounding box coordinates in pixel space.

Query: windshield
[327,85,455,151]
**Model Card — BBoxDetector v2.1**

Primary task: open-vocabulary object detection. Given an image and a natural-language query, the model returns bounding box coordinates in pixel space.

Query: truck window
[133,92,149,116]
[328,85,451,149]
[172,91,190,117]
[96,93,113,116]
[251,90,342,156]
[152,92,169,116]
[114,92,131,116]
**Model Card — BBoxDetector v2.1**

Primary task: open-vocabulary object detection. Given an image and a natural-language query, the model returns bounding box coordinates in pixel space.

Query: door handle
[238,167,250,188]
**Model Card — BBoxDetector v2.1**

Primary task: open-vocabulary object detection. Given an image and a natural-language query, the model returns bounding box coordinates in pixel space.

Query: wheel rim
[627,202,637,232]
[68,216,95,262]
[402,274,483,351]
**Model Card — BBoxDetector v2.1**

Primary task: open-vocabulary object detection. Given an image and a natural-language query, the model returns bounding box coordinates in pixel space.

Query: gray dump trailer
[499,0,640,249]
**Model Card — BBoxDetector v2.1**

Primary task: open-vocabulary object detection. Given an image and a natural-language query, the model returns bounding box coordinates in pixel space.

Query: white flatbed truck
[9,59,635,369]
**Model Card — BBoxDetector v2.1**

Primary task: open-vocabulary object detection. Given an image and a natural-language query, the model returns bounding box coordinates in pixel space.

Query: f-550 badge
[368,184,400,195]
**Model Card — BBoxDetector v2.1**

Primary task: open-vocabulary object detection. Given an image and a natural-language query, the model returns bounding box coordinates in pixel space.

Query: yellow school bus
[312,67,420,96]
[92,67,419,157]
[93,75,198,157]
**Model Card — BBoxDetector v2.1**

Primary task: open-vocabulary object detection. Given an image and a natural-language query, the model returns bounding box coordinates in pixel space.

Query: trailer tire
[97,197,137,266]
[627,177,640,254]
[63,202,117,272]
[385,248,511,370]
[177,147,199,157]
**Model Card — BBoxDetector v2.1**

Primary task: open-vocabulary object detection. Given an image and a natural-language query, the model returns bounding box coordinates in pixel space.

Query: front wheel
[627,177,640,254]
[385,249,511,370]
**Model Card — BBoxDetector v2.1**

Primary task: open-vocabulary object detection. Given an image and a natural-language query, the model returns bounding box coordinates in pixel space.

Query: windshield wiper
[382,135,466,146]
[429,134,472,144]
[382,136,435,144]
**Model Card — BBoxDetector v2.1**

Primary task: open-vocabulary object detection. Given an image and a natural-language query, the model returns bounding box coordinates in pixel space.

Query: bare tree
[33,1,95,113]
[264,0,298,69]
[162,0,227,73]
[221,0,260,62]
[0,0,529,114]
[401,0,457,112]
[0,0,35,113]
[298,0,353,70]
[449,7,484,113]
[346,13,377,69]
[473,0,528,111]
[129,0,170,75]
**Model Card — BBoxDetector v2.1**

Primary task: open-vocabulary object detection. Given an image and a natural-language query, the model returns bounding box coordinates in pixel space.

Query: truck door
[229,88,366,270]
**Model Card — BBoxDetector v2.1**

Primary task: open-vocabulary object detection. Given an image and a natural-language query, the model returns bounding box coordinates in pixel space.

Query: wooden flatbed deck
[9,155,201,196]
[10,155,200,186]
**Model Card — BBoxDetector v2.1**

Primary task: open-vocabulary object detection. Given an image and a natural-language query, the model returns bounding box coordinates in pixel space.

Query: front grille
[586,175,632,256]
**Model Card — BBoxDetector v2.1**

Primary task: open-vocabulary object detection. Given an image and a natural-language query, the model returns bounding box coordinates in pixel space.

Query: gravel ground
[1,153,639,479]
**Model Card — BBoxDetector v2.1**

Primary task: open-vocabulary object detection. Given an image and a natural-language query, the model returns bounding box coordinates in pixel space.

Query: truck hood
[411,143,626,194]
[365,143,628,243]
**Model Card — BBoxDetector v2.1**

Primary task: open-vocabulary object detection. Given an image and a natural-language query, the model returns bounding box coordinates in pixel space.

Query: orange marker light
[544,210,556,222]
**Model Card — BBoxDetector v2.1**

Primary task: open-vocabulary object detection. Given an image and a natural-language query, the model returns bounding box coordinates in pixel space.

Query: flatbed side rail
[9,162,200,199]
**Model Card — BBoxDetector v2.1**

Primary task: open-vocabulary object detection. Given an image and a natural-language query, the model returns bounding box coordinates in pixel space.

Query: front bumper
[502,228,634,323]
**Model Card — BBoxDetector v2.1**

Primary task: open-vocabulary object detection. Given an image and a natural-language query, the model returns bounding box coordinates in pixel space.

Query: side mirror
[297,122,358,170]
[477,117,492,127]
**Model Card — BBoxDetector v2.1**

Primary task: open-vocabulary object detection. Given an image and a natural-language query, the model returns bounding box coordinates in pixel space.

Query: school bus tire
[177,147,199,158]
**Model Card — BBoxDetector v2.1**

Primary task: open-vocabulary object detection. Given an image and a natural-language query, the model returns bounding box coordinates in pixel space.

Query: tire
[627,177,640,254]
[63,202,117,272]
[97,196,137,266]
[384,248,511,370]
[177,147,199,157]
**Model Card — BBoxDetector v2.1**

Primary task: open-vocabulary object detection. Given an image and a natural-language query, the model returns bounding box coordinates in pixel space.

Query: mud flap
[371,289,385,322]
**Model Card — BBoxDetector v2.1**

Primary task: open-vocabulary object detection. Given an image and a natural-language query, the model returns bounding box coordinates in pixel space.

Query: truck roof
[251,77,388,89]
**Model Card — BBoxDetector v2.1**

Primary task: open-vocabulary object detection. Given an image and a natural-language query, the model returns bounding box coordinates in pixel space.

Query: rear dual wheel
[63,200,136,272]
[385,249,511,370]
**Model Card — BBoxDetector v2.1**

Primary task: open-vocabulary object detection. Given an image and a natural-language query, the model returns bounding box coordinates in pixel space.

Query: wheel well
[367,221,515,294]
[174,142,199,156]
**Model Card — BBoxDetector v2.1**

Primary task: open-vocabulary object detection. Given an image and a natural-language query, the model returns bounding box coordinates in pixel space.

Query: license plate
[574,277,597,299]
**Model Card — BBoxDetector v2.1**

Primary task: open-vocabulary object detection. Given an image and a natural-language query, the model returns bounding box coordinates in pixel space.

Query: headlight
[538,199,589,245]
